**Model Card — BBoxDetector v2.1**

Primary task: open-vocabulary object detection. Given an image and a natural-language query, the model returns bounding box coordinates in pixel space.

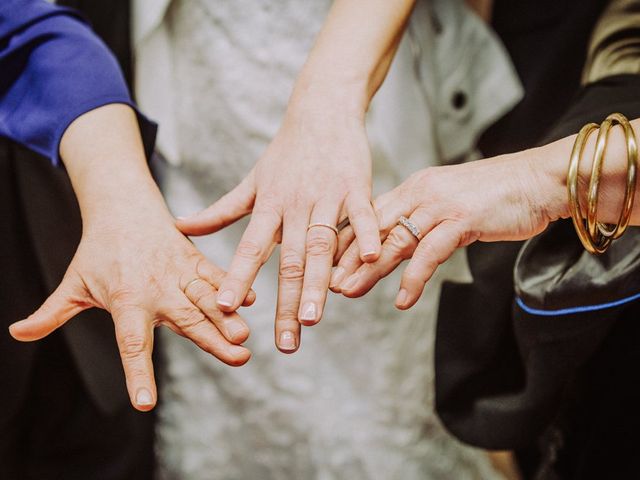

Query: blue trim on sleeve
[516,291,640,316]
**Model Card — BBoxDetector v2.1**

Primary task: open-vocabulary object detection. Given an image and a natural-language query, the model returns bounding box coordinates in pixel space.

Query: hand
[9,209,254,411]
[177,94,381,353]
[9,104,254,412]
[331,150,560,309]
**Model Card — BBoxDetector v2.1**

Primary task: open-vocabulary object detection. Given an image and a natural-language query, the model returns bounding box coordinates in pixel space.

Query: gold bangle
[567,122,609,254]
[568,113,638,255]
[586,118,615,240]
[587,113,638,240]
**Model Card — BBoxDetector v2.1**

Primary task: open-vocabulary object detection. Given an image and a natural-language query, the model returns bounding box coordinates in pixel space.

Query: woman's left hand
[331,150,566,309]
[177,92,381,353]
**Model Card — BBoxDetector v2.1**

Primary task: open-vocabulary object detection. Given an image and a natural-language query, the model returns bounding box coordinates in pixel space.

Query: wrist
[289,69,370,120]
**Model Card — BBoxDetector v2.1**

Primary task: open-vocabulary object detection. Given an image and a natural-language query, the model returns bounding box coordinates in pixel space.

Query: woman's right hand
[332,147,567,309]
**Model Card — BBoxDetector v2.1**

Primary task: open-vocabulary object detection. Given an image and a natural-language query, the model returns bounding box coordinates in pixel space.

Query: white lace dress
[133,1,522,478]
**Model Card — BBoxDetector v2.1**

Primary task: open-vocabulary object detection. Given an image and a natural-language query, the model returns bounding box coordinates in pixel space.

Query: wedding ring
[397,216,421,240]
[307,222,339,236]
[183,277,206,292]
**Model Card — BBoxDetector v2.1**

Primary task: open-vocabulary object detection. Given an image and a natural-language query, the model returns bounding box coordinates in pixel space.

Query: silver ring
[307,222,339,236]
[397,216,421,240]
[183,277,206,292]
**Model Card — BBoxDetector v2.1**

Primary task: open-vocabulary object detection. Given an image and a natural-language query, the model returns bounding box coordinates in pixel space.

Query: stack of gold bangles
[567,113,638,254]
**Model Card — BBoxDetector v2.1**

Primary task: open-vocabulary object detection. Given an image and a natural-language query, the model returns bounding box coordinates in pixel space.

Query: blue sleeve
[0,0,137,164]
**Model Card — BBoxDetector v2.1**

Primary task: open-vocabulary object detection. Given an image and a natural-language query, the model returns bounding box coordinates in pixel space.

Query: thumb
[176,171,256,236]
[9,269,90,341]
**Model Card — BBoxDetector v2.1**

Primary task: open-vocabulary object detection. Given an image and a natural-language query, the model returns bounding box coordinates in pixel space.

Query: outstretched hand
[177,97,380,353]
[9,104,254,411]
[331,150,559,309]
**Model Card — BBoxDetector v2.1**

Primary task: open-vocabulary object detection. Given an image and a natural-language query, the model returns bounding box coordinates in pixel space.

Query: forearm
[290,0,415,116]
[59,104,170,230]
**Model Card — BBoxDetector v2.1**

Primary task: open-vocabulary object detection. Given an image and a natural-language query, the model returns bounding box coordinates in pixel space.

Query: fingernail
[176,216,186,221]
[279,331,297,351]
[341,273,360,292]
[217,290,235,308]
[330,267,346,287]
[136,388,154,406]
[226,322,246,341]
[228,345,249,356]
[396,288,408,307]
[299,302,317,324]
[361,250,378,261]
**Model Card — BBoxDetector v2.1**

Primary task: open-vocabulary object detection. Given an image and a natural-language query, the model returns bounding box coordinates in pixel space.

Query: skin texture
[9,104,254,411]
[177,0,416,353]
[332,118,640,310]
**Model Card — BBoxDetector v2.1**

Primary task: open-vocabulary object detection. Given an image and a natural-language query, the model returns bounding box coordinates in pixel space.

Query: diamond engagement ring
[397,216,421,240]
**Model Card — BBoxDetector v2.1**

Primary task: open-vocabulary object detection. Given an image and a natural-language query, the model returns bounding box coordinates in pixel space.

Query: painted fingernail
[226,322,247,341]
[396,288,408,307]
[217,290,235,308]
[341,273,360,292]
[136,388,154,406]
[330,267,346,287]
[279,331,297,351]
[299,302,317,324]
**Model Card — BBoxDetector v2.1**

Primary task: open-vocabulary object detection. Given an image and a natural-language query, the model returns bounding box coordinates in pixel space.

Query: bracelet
[567,113,638,254]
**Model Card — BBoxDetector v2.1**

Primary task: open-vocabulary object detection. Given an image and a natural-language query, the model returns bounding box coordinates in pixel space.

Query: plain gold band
[307,222,339,236]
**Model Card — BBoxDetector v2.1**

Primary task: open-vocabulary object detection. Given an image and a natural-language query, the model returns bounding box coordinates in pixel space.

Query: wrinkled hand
[10,208,254,411]
[331,152,557,309]
[178,98,381,353]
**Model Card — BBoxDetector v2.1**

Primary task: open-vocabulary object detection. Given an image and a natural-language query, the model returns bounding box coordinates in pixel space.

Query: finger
[345,191,380,263]
[112,306,157,411]
[334,221,355,264]
[331,197,398,291]
[299,205,339,326]
[330,240,361,293]
[183,279,250,344]
[195,258,256,307]
[216,204,281,312]
[161,295,251,366]
[396,221,463,310]
[176,171,256,236]
[340,208,436,298]
[9,270,90,341]
[274,212,308,352]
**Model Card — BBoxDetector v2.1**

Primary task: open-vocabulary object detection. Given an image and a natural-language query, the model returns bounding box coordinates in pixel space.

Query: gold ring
[307,222,339,235]
[183,278,206,292]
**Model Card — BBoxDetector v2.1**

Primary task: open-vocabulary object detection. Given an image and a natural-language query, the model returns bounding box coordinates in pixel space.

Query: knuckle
[175,307,207,331]
[386,230,412,258]
[279,251,305,280]
[306,235,333,257]
[236,240,263,260]
[118,333,148,361]
[109,286,139,310]
[348,205,374,221]
[276,304,298,322]
[186,282,212,305]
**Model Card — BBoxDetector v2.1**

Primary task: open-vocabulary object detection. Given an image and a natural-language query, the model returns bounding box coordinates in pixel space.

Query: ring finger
[339,208,435,298]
